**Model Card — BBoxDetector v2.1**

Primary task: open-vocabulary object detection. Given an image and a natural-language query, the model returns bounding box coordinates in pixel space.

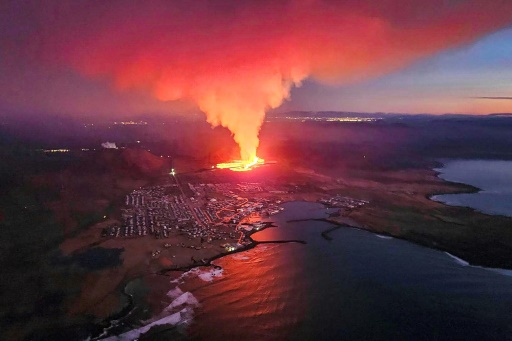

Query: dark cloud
[474,97,512,100]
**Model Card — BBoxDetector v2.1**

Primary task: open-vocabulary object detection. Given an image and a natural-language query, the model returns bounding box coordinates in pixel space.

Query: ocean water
[431,159,512,217]
[160,201,512,341]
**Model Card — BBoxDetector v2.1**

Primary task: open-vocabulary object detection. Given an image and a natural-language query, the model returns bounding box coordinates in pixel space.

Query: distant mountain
[269,111,393,118]
[271,111,512,119]
[488,113,512,117]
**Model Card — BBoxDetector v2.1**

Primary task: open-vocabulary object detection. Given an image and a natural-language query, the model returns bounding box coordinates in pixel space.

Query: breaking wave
[171,266,224,284]
[445,252,470,266]
[375,234,393,240]
[101,270,215,340]
[445,252,512,277]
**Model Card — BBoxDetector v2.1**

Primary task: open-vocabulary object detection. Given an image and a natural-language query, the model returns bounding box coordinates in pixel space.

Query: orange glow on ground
[216,156,265,172]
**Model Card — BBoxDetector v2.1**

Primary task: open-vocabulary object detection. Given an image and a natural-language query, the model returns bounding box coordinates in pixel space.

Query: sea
[106,199,512,341]
[431,159,512,217]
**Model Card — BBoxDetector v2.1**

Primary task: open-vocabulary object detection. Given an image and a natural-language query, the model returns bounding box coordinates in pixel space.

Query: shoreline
[92,221,307,339]
[83,161,512,339]
[444,251,512,277]
[156,221,306,274]
[428,159,512,219]
[340,162,512,270]
[427,161,481,201]
[95,189,512,339]
[291,214,512,274]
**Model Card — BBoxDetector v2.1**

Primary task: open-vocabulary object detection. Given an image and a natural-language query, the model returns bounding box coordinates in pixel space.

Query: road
[171,173,205,228]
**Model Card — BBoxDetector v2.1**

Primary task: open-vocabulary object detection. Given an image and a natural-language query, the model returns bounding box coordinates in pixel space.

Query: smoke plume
[101,142,118,149]
[24,0,512,161]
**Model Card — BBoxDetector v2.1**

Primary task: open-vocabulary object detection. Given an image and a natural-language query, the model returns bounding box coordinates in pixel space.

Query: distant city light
[42,149,70,153]
[279,116,380,122]
[114,121,148,125]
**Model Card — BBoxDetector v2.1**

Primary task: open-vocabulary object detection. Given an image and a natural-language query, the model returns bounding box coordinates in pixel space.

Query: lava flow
[216,156,265,172]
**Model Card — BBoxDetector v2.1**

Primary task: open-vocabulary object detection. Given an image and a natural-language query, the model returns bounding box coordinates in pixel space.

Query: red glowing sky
[1,0,511,119]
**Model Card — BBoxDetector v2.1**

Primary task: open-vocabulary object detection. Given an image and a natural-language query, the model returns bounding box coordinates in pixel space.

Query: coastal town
[318,194,369,211]
[100,179,285,255]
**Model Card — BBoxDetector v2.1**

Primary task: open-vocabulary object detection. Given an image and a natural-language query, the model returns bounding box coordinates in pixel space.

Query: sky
[0,0,511,118]
[283,27,512,114]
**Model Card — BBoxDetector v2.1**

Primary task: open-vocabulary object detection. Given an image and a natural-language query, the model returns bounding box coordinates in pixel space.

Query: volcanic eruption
[216,156,265,172]
[27,1,512,169]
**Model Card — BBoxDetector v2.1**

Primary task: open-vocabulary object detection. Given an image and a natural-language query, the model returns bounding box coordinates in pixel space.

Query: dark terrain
[1,112,512,340]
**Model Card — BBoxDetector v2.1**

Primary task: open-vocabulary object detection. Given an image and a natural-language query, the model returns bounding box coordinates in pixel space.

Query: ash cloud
[3,0,512,160]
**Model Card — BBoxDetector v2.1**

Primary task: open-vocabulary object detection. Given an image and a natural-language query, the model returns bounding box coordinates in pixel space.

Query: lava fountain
[216,156,265,172]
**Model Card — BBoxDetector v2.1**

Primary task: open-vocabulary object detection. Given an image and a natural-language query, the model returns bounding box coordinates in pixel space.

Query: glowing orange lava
[216,156,265,172]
